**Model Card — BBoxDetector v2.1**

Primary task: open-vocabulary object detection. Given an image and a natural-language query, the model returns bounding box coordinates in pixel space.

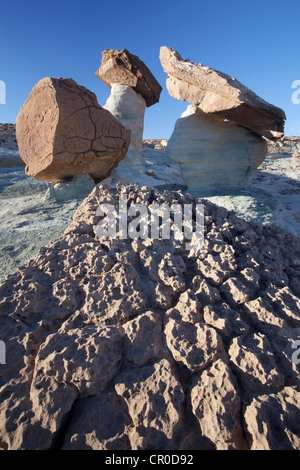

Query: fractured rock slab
[160,46,285,140]
[16,77,131,183]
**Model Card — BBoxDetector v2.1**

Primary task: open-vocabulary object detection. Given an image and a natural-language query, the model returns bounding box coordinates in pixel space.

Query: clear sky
[1,0,299,139]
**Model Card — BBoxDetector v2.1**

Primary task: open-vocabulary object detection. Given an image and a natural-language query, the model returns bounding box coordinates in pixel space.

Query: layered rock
[96,49,162,180]
[166,105,267,192]
[15,77,131,183]
[0,183,299,450]
[160,46,285,140]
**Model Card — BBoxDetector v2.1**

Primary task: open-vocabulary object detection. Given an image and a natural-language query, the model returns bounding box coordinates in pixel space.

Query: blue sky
[1,0,299,138]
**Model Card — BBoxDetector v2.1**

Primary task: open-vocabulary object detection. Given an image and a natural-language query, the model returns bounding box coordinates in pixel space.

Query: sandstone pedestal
[103,84,146,177]
[166,105,268,193]
[96,49,162,182]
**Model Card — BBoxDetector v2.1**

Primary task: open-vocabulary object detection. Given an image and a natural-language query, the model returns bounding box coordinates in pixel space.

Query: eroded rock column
[96,48,162,181]
[103,84,146,174]
[166,105,268,193]
[160,46,285,193]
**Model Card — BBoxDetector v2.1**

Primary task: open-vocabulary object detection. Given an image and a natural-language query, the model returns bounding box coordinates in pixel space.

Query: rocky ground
[0,127,300,284]
[0,127,185,283]
[0,184,299,450]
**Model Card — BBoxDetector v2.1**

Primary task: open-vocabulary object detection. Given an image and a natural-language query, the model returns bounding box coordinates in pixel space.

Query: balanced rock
[16,77,131,183]
[96,49,162,181]
[0,183,299,450]
[95,48,162,107]
[160,47,285,140]
[166,105,268,193]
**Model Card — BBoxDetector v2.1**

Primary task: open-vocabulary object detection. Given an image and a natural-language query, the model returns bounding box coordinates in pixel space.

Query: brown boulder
[16,77,131,183]
[160,46,285,140]
[95,49,162,107]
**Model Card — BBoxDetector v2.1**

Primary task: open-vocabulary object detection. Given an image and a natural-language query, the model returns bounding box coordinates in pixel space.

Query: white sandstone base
[166,105,268,194]
[104,84,146,181]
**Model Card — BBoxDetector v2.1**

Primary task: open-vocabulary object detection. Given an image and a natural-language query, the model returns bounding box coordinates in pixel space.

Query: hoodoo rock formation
[96,49,162,107]
[160,47,286,193]
[16,77,131,184]
[0,184,299,450]
[96,49,162,179]
[159,46,286,140]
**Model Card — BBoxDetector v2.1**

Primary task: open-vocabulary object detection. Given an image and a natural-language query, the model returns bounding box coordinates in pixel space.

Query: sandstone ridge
[0,184,299,450]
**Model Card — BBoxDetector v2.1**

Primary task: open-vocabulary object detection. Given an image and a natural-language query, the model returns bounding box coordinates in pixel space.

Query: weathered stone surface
[62,389,131,450]
[203,303,249,339]
[120,311,163,367]
[160,46,285,140]
[165,319,224,372]
[0,183,300,450]
[166,289,202,324]
[244,387,300,450]
[95,48,162,107]
[16,77,130,183]
[166,105,268,192]
[229,333,284,392]
[32,325,123,397]
[114,359,185,449]
[191,359,247,450]
[244,297,288,335]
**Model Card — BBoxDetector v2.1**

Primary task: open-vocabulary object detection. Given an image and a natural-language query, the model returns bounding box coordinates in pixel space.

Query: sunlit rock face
[166,105,268,194]
[15,78,130,184]
[104,84,146,175]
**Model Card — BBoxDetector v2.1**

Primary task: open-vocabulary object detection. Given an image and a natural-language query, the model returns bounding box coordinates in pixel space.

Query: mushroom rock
[96,48,162,107]
[166,105,268,193]
[16,77,131,184]
[159,46,285,141]
[96,49,162,181]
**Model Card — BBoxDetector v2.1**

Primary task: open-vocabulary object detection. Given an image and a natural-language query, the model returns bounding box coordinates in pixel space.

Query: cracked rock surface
[0,184,299,450]
[15,78,131,183]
